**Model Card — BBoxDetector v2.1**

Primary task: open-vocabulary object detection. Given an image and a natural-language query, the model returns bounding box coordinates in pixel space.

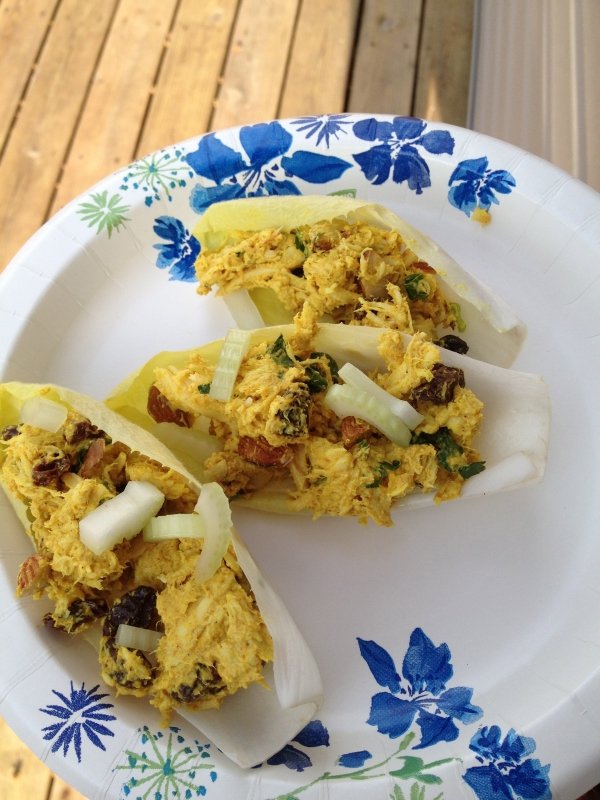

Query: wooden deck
[0,1,597,799]
[0,0,475,273]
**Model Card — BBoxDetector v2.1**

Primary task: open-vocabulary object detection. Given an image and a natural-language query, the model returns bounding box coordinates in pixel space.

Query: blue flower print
[265,719,330,772]
[185,121,352,214]
[40,682,116,762]
[153,216,200,282]
[463,726,551,800]
[352,116,455,193]
[448,157,516,218]
[359,628,483,749]
[337,749,372,768]
[290,114,353,147]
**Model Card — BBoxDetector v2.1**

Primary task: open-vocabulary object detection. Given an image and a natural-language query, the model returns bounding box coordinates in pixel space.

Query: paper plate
[1,114,599,800]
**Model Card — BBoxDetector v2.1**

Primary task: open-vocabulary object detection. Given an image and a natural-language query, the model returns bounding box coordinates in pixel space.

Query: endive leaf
[192,195,527,367]
[0,382,323,767]
[105,323,550,517]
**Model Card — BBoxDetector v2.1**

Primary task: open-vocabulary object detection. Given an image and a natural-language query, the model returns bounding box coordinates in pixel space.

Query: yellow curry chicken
[147,319,485,527]
[194,216,468,349]
[0,407,272,721]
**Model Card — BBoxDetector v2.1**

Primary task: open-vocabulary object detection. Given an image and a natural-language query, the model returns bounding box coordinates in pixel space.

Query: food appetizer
[0,382,322,768]
[192,195,526,367]
[106,319,550,527]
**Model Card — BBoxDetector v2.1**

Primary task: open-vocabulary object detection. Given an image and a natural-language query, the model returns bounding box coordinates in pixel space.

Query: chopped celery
[115,623,163,652]
[143,513,205,542]
[209,329,253,402]
[79,481,164,555]
[194,482,233,583]
[19,396,67,433]
[324,384,411,446]
[338,362,423,429]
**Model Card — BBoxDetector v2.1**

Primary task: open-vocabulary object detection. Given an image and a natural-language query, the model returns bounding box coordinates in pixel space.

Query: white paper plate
[1,114,599,800]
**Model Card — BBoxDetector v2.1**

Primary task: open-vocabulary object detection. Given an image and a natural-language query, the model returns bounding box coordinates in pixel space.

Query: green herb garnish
[366,459,401,488]
[404,273,430,301]
[268,334,295,368]
[301,351,340,394]
[294,230,309,256]
[304,364,328,394]
[198,383,211,394]
[413,427,485,478]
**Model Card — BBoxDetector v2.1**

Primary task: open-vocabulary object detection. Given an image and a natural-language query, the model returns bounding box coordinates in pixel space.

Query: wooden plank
[347,0,422,114]
[137,0,238,156]
[0,0,118,271]
[279,0,361,118]
[48,774,87,800]
[0,0,59,150]
[0,716,52,800]
[211,0,299,130]
[412,0,474,125]
[51,0,178,214]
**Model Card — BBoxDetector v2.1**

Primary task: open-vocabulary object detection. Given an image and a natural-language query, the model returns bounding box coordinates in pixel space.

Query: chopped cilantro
[404,273,430,301]
[304,364,328,394]
[366,459,401,488]
[268,335,295,368]
[458,461,486,479]
[413,427,485,478]
[301,351,339,394]
[309,351,340,382]
[198,383,211,394]
[294,230,309,256]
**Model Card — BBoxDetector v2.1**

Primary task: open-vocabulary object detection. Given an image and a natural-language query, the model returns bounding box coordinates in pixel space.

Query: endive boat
[0,382,322,768]
[106,322,550,526]
[192,195,527,368]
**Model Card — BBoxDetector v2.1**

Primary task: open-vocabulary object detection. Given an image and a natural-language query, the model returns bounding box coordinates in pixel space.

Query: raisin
[32,449,71,487]
[65,420,104,444]
[411,364,465,405]
[100,638,154,691]
[171,664,225,702]
[45,597,109,633]
[103,586,160,637]
[435,334,469,355]
[1,424,21,441]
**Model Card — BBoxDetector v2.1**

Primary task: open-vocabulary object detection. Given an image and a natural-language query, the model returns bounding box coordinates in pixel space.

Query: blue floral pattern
[448,157,516,218]
[352,116,455,192]
[40,682,116,762]
[153,216,200,281]
[265,720,330,772]
[290,114,353,147]
[121,116,519,284]
[38,628,551,799]
[185,121,353,215]
[259,629,551,800]
[359,629,483,747]
[464,726,551,800]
